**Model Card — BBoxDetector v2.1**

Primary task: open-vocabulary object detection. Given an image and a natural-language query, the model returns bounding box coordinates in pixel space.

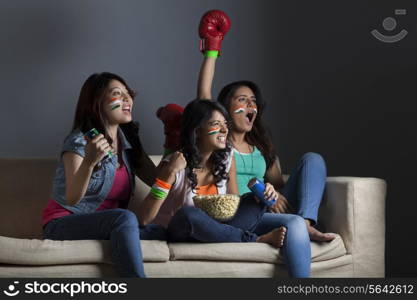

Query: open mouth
[122,106,131,113]
[246,112,255,123]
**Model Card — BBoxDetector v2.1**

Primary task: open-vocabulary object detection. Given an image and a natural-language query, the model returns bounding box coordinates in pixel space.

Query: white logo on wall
[371,9,408,43]
[3,281,20,297]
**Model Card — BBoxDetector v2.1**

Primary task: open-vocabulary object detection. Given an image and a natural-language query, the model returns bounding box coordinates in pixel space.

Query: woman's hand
[268,192,293,214]
[167,151,187,174]
[264,182,279,202]
[84,134,113,167]
[253,182,280,204]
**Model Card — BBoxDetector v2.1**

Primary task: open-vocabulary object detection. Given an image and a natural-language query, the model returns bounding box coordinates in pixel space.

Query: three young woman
[41,10,333,279]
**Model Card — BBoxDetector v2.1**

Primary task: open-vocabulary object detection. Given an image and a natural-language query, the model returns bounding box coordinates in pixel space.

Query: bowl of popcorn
[193,194,241,222]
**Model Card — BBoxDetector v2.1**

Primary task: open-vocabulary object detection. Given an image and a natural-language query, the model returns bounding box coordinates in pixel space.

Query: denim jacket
[51,127,135,214]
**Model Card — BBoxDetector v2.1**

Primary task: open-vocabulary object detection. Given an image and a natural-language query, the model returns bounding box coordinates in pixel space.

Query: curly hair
[217,80,277,170]
[180,99,232,191]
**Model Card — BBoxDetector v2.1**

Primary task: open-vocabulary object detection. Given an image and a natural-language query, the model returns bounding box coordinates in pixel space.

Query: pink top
[42,163,131,227]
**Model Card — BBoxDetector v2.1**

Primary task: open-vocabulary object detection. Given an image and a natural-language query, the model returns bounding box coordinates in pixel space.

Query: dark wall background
[0,0,415,276]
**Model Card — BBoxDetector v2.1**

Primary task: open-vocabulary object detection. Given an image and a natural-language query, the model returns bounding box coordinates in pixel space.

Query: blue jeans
[254,213,310,277]
[167,194,310,277]
[167,193,266,243]
[280,152,327,225]
[42,208,167,278]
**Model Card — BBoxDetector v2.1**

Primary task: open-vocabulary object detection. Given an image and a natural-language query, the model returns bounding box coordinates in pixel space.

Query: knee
[302,152,326,170]
[167,206,199,242]
[282,215,309,245]
[171,206,200,225]
[302,152,324,164]
[286,215,307,232]
[113,209,139,229]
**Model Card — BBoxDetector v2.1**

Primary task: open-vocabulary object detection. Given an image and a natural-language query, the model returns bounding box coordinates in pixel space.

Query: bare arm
[197,9,231,99]
[137,162,176,226]
[134,154,157,187]
[138,152,187,226]
[227,156,239,194]
[197,56,217,100]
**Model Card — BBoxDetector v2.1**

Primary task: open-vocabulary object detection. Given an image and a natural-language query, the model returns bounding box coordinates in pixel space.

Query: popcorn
[193,194,240,221]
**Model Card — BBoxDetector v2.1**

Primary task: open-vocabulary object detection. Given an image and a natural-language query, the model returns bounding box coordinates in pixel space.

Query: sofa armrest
[318,177,386,277]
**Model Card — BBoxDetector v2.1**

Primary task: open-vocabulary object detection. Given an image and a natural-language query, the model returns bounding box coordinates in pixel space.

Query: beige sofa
[0,156,386,277]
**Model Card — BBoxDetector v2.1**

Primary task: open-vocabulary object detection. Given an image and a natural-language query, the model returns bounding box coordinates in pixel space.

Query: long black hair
[180,99,231,190]
[217,80,277,170]
[72,72,145,170]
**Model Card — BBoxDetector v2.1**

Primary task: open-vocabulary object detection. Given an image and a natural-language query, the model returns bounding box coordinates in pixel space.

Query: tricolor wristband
[150,178,172,200]
[204,50,219,58]
[150,187,167,200]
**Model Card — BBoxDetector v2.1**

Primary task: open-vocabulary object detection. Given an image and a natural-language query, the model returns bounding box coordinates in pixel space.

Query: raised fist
[199,9,231,54]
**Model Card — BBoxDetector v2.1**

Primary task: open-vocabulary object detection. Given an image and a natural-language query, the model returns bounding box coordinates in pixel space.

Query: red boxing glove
[156,104,184,152]
[199,9,231,54]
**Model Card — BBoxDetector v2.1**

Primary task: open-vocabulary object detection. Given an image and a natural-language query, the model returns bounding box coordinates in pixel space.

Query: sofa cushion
[168,234,346,264]
[0,236,170,265]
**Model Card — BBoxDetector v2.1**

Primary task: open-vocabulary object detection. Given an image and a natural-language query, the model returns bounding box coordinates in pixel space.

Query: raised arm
[197,9,231,100]
[197,56,217,99]
[157,10,231,155]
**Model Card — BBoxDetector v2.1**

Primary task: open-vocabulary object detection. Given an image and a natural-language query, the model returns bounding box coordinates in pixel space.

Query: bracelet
[155,178,172,189]
[150,178,172,200]
[204,50,219,58]
[150,187,168,200]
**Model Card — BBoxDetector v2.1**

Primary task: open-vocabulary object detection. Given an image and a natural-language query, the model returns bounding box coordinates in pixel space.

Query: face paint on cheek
[108,98,123,110]
[207,127,221,135]
[252,108,258,114]
[233,107,246,114]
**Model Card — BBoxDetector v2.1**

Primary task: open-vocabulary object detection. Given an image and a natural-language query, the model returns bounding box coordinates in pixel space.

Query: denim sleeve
[61,130,86,157]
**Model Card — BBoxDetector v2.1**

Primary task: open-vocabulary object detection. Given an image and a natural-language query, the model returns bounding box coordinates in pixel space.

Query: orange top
[196,183,218,195]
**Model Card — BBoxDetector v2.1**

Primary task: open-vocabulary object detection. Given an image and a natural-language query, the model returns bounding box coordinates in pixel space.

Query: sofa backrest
[0,155,282,239]
[0,158,59,239]
[0,156,162,239]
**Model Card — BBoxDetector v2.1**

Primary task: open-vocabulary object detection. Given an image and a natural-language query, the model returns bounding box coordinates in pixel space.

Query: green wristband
[204,50,219,58]
[151,187,167,200]
[151,187,165,196]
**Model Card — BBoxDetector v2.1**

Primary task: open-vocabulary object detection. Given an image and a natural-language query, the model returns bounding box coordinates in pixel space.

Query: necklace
[234,144,254,176]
